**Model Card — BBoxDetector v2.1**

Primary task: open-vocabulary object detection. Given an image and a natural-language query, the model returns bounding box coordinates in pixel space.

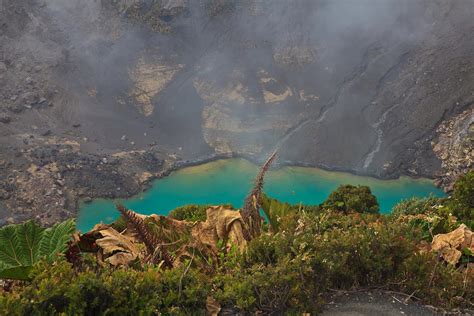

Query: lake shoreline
[79,152,439,208]
[77,158,445,232]
[79,152,440,210]
[170,152,438,182]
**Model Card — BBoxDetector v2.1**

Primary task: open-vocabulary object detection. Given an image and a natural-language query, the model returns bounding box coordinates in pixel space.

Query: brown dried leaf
[82,205,249,268]
[105,252,137,266]
[193,206,247,253]
[92,227,141,266]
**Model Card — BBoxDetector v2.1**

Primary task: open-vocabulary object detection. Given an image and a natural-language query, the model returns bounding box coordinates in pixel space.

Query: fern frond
[116,204,173,268]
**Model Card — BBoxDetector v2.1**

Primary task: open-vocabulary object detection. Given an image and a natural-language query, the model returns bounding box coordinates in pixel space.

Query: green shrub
[169,204,234,222]
[396,252,474,309]
[238,211,472,310]
[215,254,327,313]
[448,171,474,227]
[312,219,415,287]
[243,232,292,267]
[169,204,208,222]
[392,195,443,217]
[392,172,474,230]
[0,260,210,315]
[321,185,379,214]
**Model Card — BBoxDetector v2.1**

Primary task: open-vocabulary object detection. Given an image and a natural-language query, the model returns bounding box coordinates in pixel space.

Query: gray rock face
[0,113,11,124]
[432,109,474,191]
[0,0,473,223]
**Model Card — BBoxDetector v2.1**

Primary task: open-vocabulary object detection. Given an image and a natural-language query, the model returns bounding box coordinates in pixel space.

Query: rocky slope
[432,109,473,191]
[0,0,473,224]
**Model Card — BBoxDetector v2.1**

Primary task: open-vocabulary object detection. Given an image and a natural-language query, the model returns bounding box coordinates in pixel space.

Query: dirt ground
[321,290,472,316]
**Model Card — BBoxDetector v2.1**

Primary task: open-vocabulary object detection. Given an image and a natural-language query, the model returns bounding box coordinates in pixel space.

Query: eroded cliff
[0,0,473,224]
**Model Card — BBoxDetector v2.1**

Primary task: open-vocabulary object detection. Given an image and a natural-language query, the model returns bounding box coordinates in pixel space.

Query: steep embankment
[0,0,472,224]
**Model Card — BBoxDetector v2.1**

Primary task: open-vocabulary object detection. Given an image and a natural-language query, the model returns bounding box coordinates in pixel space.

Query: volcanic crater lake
[77,159,445,232]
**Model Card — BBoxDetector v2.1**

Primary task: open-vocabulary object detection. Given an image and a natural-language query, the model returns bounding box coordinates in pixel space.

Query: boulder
[0,113,11,123]
[20,91,39,105]
[431,224,474,265]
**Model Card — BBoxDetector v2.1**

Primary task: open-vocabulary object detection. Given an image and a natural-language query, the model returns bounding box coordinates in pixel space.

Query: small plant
[259,193,294,232]
[0,219,75,280]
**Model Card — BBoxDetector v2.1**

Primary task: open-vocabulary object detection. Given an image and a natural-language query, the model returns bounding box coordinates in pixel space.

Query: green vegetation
[392,195,442,216]
[260,193,294,232]
[169,204,233,222]
[448,171,474,227]
[0,220,75,280]
[321,184,380,214]
[0,172,473,315]
[1,260,210,315]
[392,171,473,231]
[259,184,378,232]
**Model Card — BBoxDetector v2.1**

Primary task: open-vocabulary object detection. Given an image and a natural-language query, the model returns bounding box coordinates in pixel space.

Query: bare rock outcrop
[432,224,474,265]
[432,109,474,191]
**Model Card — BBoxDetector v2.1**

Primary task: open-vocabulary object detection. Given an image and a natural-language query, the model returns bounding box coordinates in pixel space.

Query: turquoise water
[77,159,445,232]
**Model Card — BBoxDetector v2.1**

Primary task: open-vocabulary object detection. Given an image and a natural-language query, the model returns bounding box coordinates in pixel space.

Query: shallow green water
[77,159,445,232]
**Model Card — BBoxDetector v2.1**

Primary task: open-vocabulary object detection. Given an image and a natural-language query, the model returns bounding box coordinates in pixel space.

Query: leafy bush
[170,204,213,222]
[321,185,379,214]
[169,204,208,222]
[239,209,472,311]
[392,195,443,217]
[215,257,326,314]
[447,171,474,226]
[0,260,211,315]
[392,172,474,231]
[396,252,474,309]
[244,211,416,287]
